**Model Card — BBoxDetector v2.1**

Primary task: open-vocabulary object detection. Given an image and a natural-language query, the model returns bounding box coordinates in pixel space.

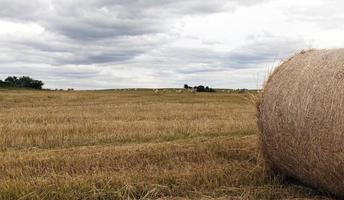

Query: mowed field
[0,89,333,200]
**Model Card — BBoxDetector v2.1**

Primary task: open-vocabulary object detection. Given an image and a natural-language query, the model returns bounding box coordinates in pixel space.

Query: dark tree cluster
[184,84,216,92]
[0,76,44,89]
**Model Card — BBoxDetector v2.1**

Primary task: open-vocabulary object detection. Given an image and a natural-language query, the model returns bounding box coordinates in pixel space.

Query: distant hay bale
[258,49,344,197]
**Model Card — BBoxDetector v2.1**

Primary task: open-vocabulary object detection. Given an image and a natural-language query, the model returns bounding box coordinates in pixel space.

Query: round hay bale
[258,49,344,197]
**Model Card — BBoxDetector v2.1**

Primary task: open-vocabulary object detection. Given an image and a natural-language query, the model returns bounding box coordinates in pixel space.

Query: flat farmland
[0,90,332,199]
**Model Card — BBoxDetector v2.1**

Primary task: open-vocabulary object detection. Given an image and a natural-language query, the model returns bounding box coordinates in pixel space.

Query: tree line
[184,84,216,92]
[0,76,44,89]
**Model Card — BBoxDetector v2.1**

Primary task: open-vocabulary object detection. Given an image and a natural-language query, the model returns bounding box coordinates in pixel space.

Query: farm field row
[0,90,332,199]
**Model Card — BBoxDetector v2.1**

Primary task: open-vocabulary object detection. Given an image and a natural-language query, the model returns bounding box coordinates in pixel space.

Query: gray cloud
[226,34,308,68]
[140,34,307,73]
[0,0,318,89]
[0,0,48,21]
[0,33,307,89]
[284,2,344,30]
[0,0,268,40]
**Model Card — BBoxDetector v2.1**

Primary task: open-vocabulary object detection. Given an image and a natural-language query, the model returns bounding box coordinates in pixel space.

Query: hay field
[0,89,332,199]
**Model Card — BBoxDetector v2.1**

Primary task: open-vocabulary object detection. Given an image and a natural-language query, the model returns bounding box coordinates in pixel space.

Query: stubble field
[0,89,333,199]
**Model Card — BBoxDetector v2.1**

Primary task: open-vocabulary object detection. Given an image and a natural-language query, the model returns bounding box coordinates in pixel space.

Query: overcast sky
[0,0,343,89]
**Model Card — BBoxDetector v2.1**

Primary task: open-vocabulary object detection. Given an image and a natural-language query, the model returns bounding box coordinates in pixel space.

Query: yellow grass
[0,89,333,199]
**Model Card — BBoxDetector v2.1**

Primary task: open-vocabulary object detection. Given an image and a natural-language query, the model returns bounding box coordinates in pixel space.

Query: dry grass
[0,89,333,199]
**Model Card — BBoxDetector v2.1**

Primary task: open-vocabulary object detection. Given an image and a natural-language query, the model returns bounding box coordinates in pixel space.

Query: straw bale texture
[258,49,344,197]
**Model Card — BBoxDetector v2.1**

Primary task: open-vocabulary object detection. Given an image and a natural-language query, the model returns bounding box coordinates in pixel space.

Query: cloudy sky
[0,0,343,89]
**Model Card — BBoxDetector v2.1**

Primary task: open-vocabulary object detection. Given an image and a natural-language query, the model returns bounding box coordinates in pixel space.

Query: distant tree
[192,85,215,92]
[30,79,44,89]
[5,76,19,86]
[1,76,44,89]
[196,85,205,92]
[0,80,7,88]
[184,84,192,89]
[184,84,215,93]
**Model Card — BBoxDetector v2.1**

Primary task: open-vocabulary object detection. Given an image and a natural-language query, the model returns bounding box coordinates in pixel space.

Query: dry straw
[258,49,344,197]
